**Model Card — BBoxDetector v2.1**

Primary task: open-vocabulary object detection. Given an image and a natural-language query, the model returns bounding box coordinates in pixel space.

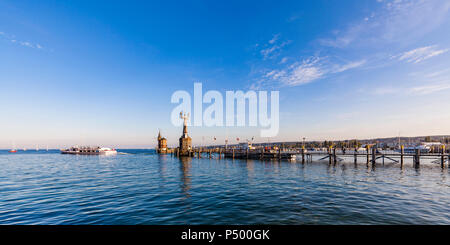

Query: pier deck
[171,147,450,168]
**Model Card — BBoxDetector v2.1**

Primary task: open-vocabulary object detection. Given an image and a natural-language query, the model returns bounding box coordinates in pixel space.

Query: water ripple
[0,150,450,224]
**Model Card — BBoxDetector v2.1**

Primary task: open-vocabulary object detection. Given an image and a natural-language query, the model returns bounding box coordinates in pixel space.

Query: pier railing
[170,146,450,168]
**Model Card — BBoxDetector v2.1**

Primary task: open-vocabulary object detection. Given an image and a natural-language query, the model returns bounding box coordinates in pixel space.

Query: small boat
[9,142,17,153]
[61,146,117,155]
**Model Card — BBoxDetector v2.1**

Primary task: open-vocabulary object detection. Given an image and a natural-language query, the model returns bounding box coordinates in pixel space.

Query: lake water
[1,149,449,224]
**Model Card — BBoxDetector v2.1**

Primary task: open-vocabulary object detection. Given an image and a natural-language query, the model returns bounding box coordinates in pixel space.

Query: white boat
[398,142,439,154]
[61,146,117,155]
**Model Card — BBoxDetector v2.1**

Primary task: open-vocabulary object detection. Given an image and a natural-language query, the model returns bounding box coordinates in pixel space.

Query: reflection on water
[0,149,450,224]
[179,157,192,199]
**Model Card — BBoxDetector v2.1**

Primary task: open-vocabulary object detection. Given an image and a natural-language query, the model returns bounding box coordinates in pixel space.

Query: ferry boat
[61,146,117,155]
[9,149,17,153]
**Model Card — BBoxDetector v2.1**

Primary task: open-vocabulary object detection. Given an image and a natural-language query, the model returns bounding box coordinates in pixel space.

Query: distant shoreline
[1,134,449,150]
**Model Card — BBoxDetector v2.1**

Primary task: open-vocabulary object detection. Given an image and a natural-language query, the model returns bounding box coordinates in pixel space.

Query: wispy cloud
[318,24,362,48]
[425,68,450,78]
[331,60,366,73]
[275,57,325,86]
[250,0,450,90]
[260,34,290,60]
[0,31,44,49]
[286,14,300,23]
[410,83,450,95]
[260,57,365,87]
[373,86,398,95]
[268,34,280,44]
[319,0,450,48]
[394,45,448,64]
[279,57,288,64]
[373,79,450,96]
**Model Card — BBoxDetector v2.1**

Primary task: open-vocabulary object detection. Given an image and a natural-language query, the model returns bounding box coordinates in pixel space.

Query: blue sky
[1,0,450,148]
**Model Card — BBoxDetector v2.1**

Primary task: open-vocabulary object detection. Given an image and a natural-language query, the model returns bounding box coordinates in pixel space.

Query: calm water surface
[1,149,449,224]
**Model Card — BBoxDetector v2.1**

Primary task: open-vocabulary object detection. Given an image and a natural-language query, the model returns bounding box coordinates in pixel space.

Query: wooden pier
[172,147,297,160]
[171,145,450,168]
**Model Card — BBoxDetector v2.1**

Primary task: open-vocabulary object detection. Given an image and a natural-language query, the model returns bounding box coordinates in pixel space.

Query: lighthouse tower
[157,130,168,154]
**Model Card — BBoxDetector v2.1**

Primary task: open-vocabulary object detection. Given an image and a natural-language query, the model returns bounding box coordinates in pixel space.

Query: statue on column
[179,111,192,155]
[180,112,190,137]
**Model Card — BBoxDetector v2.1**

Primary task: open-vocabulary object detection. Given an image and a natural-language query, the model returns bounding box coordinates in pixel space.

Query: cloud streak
[395,45,448,64]
[410,83,450,95]
[260,34,290,60]
[332,60,367,73]
[374,79,450,96]
[250,0,450,90]
[319,0,450,48]
[262,57,366,87]
[0,31,44,49]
